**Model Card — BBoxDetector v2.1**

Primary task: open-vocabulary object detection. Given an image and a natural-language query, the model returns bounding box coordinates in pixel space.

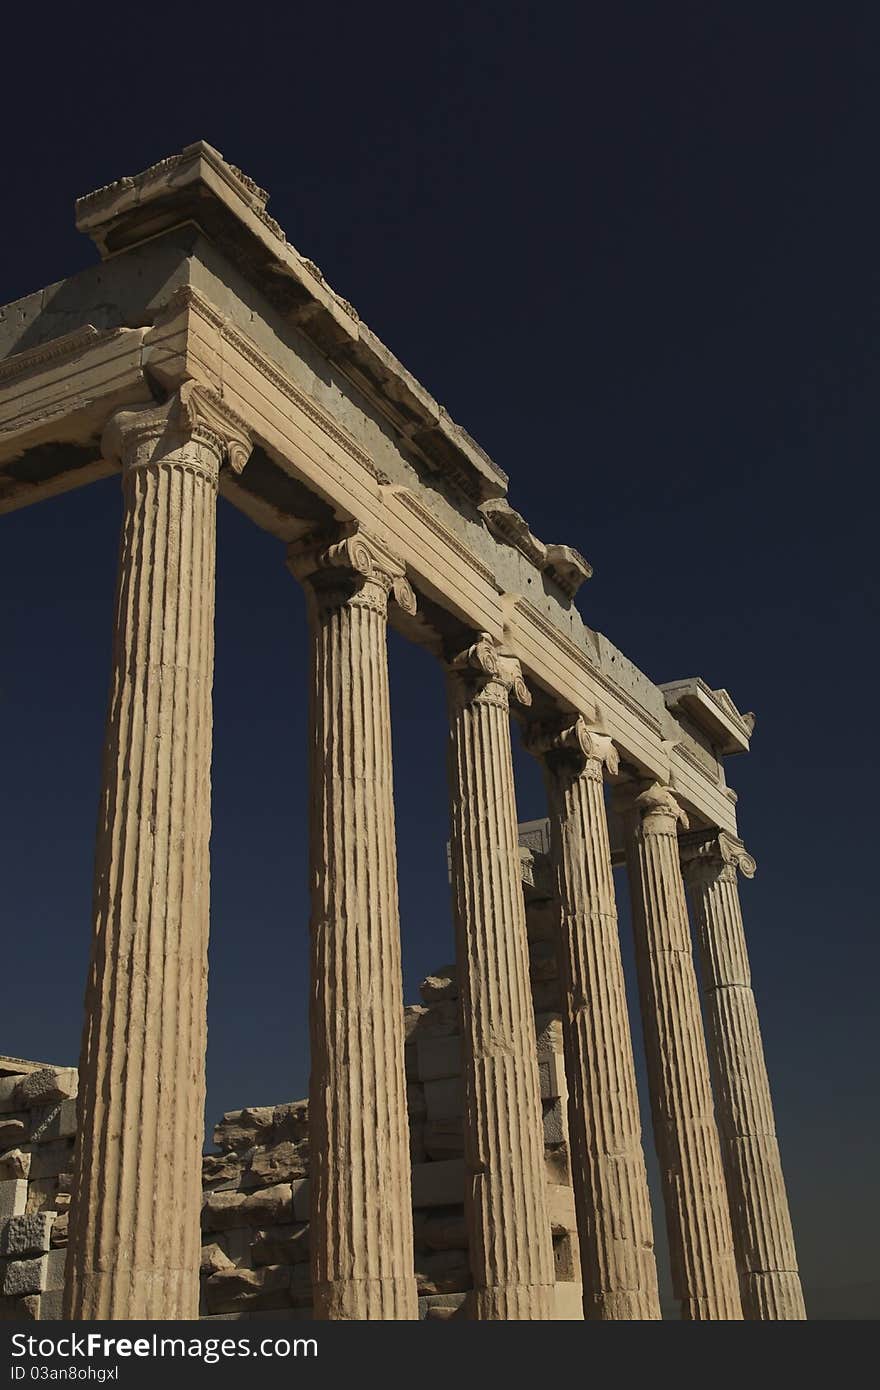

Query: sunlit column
[446,635,555,1320]
[288,529,418,1320]
[681,829,805,1319]
[527,718,661,1318]
[619,782,743,1320]
[66,385,251,1319]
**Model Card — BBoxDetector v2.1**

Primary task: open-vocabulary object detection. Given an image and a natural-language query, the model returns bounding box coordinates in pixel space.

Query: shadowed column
[527,718,661,1319]
[446,635,555,1320]
[619,782,743,1320]
[681,830,805,1319]
[288,529,418,1320]
[65,385,251,1319]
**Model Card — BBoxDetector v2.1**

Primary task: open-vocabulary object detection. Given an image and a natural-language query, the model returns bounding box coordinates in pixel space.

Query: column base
[466,1283,555,1320]
[740,1271,806,1320]
[312,1277,419,1320]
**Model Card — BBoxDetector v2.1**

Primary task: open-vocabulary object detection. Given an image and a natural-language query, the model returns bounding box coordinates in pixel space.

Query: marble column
[527,718,661,1319]
[65,384,251,1319]
[288,530,418,1320]
[446,635,555,1320]
[681,830,805,1319]
[620,782,743,1320]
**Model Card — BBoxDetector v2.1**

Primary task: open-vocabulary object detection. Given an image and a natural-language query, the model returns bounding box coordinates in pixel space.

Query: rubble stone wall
[0,1060,77,1319]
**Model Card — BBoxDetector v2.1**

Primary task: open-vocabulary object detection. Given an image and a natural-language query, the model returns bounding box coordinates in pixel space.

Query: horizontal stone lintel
[0,271,741,832]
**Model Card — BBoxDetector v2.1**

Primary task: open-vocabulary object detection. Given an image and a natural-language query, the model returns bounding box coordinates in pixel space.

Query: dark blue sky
[1,3,877,1316]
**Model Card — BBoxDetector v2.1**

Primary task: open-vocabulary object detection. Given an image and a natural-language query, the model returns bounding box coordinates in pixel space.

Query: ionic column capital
[616,780,690,834]
[102,381,252,480]
[680,829,757,883]
[287,526,417,617]
[525,714,619,781]
[447,632,531,710]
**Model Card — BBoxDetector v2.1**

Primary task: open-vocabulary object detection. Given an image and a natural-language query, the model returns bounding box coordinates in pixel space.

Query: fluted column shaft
[530,720,660,1319]
[446,636,555,1320]
[621,783,743,1319]
[66,386,250,1319]
[682,832,805,1319]
[289,531,418,1320]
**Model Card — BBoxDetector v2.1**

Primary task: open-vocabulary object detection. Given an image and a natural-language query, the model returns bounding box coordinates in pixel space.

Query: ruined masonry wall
[0,1063,77,1319]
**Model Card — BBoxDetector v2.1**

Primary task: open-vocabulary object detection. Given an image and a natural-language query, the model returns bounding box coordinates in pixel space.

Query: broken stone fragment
[202,1183,293,1232]
[202,1152,244,1189]
[0,1150,30,1181]
[271,1102,308,1144]
[212,1107,275,1154]
[419,965,458,1003]
[244,1141,308,1189]
[13,1069,77,1109]
[200,1242,233,1276]
[49,1212,68,1247]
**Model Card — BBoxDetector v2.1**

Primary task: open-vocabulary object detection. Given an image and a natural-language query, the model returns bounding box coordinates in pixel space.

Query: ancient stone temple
[0,143,804,1321]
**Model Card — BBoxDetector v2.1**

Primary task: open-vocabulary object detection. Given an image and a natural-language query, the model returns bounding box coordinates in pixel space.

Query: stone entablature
[0,143,746,834]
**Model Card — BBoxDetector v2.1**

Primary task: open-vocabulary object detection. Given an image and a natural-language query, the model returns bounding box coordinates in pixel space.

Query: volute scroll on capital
[679,828,757,882]
[101,381,253,477]
[524,715,619,780]
[448,631,532,708]
[287,527,417,615]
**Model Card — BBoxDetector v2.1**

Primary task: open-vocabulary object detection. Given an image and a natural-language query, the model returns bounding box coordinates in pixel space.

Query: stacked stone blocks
[0,1060,76,1320]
